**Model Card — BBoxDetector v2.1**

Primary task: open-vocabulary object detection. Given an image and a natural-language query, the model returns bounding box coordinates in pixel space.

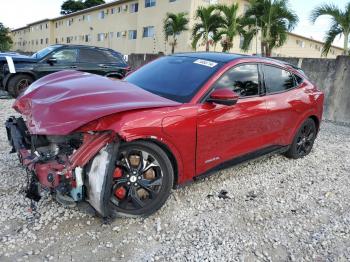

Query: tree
[0,23,13,51]
[217,3,244,52]
[61,0,85,15]
[211,32,222,51]
[163,12,189,54]
[61,0,105,15]
[310,2,350,56]
[84,0,105,8]
[192,6,224,52]
[243,0,298,57]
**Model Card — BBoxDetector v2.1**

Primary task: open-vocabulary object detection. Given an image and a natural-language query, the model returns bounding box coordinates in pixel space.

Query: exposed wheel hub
[129,175,138,183]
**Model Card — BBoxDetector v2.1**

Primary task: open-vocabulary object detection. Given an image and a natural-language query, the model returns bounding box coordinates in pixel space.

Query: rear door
[261,64,305,146]
[78,48,126,78]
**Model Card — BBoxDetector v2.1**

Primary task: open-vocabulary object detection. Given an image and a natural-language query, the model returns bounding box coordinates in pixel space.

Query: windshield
[32,45,61,59]
[125,56,222,103]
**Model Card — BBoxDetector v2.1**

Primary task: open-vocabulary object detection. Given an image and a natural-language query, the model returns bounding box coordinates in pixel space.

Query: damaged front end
[5,116,119,217]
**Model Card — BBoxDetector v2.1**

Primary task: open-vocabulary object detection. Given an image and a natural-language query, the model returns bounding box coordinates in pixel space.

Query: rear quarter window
[262,65,296,93]
[79,48,124,64]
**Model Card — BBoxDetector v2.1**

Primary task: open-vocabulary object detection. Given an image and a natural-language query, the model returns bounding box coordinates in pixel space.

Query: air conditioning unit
[122,31,127,37]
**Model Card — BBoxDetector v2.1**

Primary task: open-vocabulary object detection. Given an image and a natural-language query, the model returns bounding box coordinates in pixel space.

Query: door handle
[99,64,109,68]
[70,65,77,69]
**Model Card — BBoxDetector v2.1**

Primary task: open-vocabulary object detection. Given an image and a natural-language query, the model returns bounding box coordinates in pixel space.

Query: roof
[12,19,51,32]
[173,52,249,63]
[53,0,130,20]
[288,32,343,51]
[11,0,129,31]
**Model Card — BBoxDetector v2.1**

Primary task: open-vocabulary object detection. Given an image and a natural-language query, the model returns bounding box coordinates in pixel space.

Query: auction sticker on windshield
[193,59,218,68]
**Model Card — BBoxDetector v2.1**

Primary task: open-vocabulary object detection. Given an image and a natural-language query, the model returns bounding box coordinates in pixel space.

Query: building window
[296,39,305,48]
[55,38,58,44]
[99,10,105,19]
[117,6,122,13]
[66,37,71,43]
[40,39,43,44]
[130,3,139,13]
[143,26,155,38]
[169,0,177,2]
[128,30,137,39]
[85,34,91,42]
[45,38,48,44]
[111,8,115,14]
[116,32,121,38]
[145,0,156,8]
[97,33,105,41]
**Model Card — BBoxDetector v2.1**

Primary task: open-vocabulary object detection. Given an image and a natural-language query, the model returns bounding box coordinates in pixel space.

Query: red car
[6,53,324,217]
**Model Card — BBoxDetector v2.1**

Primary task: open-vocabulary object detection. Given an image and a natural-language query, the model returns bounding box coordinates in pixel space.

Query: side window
[79,49,106,63]
[79,49,121,63]
[294,74,303,85]
[51,49,77,63]
[212,64,260,97]
[263,65,295,93]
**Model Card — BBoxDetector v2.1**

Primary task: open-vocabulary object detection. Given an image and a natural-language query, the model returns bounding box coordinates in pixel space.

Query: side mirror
[46,58,57,65]
[207,88,239,106]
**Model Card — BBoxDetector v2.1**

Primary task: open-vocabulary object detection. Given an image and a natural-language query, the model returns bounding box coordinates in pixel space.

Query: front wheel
[8,74,34,97]
[109,141,174,217]
[285,118,317,159]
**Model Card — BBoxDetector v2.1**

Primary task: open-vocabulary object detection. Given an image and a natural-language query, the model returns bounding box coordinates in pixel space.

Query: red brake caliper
[113,167,126,199]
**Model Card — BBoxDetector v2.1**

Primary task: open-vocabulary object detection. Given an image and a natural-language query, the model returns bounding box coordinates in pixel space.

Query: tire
[108,141,174,217]
[284,118,317,159]
[7,74,34,98]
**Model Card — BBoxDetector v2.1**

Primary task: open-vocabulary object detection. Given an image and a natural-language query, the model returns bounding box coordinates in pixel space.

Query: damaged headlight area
[5,116,119,217]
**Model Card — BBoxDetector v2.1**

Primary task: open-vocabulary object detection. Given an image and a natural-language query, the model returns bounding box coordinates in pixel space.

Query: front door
[34,48,79,78]
[196,64,270,175]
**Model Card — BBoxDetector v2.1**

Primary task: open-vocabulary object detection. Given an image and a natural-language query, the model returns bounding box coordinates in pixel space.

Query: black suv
[0,45,130,97]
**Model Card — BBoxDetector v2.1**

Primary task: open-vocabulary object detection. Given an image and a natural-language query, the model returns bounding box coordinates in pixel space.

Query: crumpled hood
[14,70,180,135]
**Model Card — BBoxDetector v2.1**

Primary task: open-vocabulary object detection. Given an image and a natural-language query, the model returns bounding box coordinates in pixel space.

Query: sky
[0,0,347,48]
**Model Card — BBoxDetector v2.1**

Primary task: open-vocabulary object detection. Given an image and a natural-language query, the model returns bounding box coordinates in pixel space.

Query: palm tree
[217,3,244,52]
[310,3,350,56]
[243,0,299,57]
[211,32,222,51]
[192,6,224,51]
[163,12,189,54]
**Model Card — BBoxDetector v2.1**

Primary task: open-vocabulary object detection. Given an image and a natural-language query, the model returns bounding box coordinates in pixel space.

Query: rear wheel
[285,118,317,159]
[8,74,34,97]
[109,141,174,217]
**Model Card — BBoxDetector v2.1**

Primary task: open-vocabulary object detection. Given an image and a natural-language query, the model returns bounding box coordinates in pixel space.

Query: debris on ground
[218,190,231,199]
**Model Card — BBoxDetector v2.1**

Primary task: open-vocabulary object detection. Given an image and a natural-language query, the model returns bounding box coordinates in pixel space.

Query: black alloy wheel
[110,141,174,217]
[285,118,317,159]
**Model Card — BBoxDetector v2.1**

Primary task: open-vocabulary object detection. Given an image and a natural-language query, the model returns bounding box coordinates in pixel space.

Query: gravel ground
[0,98,350,262]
